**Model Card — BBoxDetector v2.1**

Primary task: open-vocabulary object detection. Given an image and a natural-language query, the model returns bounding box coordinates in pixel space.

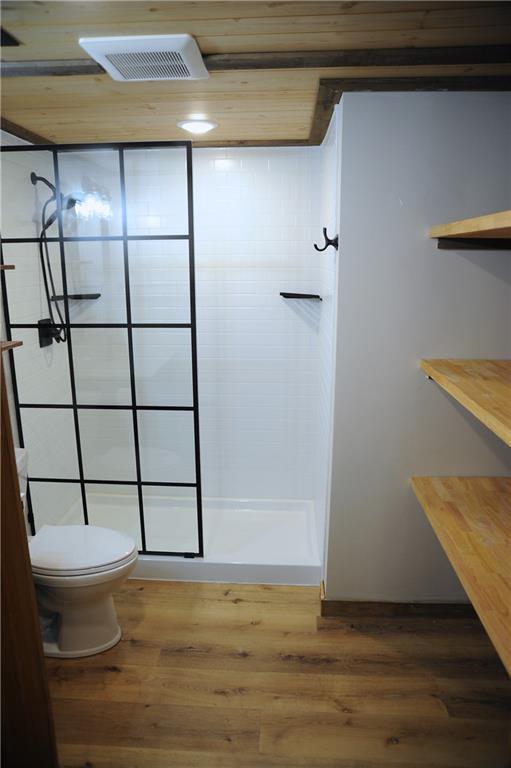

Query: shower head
[42,196,78,231]
[63,195,79,211]
[30,171,56,194]
[38,196,78,233]
[30,171,79,209]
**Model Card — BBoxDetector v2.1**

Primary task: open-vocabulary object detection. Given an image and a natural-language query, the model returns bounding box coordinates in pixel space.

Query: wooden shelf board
[421,359,511,447]
[411,476,511,675]
[0,341,22,352]
[429,209,511,239]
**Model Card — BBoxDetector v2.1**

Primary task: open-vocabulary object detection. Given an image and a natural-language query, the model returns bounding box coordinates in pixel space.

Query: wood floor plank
[155,621,505,678]
[434,677,511,720]
[259,712,510,767]
[52,698,260,754]
[46,580,510,768]
[57,742,463,768]
[120,580,319,606]
[48,663,447,717]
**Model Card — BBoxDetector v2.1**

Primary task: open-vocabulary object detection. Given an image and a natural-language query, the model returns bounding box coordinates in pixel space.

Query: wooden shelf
[429,210,511,239]
[421,359,511,447]
[411,476,511,675]
[0,341,22,353]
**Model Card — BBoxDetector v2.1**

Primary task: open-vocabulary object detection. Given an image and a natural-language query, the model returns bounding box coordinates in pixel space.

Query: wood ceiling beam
[205,45,511,70]
[308,74,511,145]
[2,45,511,78]
[0,118,51,144]
[1,59,104,77]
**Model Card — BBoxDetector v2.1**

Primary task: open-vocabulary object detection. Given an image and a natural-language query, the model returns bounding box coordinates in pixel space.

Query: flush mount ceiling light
[177,119,218,135]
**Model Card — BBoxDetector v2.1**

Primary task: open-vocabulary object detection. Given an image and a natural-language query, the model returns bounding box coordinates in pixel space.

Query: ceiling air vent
[79,34,209,81]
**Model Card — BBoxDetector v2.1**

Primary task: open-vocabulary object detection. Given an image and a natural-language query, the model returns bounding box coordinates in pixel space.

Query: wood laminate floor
[46,580,511,768]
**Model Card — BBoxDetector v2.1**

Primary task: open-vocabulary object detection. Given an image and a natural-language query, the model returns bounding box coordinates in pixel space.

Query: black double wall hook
[314,227,339,252]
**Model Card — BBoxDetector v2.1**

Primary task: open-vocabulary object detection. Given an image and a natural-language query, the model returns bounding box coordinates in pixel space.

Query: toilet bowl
[29,525,138,658]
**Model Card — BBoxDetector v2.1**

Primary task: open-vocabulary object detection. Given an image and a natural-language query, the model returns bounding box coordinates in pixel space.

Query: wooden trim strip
[321,599,476,618]
[316,75,511,92]
[1,353,59,765]
[0,117,51,145]
[194,139,310,148]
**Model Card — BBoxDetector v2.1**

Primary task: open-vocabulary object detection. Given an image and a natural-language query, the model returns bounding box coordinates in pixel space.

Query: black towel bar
[51,293,101,301]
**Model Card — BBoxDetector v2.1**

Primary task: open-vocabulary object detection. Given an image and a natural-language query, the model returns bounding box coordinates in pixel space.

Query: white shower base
[62,495,321,586]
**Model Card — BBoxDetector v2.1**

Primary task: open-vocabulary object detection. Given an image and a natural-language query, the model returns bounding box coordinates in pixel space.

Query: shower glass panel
[1,142,203,557]
[30,481,83,528]
[64,241,126,324]
[2,241,63,324]
[86,484,142,549]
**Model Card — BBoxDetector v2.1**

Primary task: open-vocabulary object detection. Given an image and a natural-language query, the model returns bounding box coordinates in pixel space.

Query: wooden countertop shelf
[421,359,511,447]
[430,210,511,239]
[429,210,511,250]
[411,476,511,675]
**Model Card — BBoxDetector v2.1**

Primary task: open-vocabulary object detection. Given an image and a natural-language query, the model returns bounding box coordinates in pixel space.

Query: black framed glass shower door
[0,141,203,557]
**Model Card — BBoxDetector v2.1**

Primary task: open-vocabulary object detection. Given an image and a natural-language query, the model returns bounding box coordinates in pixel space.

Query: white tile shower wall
[193,147,325,506]
[1,137,52,445]
[2,142,336,561]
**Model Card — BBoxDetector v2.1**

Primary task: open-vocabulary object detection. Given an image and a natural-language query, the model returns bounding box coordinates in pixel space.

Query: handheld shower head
[42,196,77,231]
[64,195,78,210]
[30,171,56,194]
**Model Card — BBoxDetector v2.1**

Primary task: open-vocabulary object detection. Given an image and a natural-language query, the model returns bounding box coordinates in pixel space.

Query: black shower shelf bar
[51,293,101,301]
[280,292,322,301]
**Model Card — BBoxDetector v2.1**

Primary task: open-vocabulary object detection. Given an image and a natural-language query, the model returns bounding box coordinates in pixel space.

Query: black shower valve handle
[314,227,339,252]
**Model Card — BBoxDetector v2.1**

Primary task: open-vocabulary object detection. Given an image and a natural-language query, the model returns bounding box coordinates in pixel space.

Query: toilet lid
[29,525,137,575]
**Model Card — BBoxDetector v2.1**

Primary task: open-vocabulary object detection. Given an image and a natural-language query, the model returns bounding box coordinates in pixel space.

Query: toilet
[29,525,138,658]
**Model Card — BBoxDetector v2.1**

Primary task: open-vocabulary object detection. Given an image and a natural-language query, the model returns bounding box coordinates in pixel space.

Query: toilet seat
[30,524,137,577]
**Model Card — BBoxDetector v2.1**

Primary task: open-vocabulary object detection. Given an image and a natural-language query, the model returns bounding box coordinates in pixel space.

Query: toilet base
[43,625,122,658]
[37,591,124,659]
[33,554,137,659]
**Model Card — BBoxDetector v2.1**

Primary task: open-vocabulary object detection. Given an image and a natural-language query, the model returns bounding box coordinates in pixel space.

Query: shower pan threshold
[137,499,321,586]
[135,499,322,586]
[58,495,321,585]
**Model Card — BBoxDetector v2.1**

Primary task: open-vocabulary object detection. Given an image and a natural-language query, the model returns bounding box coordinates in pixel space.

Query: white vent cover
[79,34,209,81]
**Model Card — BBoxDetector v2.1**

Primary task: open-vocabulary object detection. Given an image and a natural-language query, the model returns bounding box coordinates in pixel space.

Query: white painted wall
[325,92,511,602]
[315,113,340,562]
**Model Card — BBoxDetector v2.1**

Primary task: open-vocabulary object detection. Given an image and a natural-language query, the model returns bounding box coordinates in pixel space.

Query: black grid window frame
[0,141,203,558]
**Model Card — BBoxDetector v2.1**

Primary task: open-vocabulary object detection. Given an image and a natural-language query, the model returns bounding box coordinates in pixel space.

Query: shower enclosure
[1,142,204,557]
[2,137,338,585]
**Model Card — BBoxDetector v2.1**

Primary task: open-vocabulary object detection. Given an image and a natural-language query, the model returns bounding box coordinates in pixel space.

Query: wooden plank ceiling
[1,1,511,145]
